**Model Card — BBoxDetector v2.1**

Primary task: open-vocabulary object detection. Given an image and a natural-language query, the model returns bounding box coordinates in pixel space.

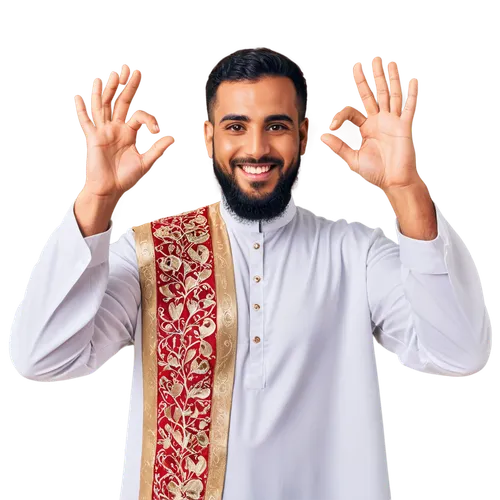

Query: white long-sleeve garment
[10,193,491,500]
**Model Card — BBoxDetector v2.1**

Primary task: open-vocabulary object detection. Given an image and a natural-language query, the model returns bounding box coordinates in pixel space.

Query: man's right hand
[74,64,175,200]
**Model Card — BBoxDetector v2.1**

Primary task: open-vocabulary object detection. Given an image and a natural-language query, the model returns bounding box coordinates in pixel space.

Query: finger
[320,133,358,171]
[119,64,130,85]
[384,59,391,94]
[388,62,403,116]
[141,136,175,172]
[353,62,379,116]
[126,110,160,134]
[102,71,120,122]
[74,95,96,137]
[372,59,391,100]
[112,69,141,122]
[329,106,366,131]
[372,57,390,112]
[91,78,104,127]
[401,78,418,123]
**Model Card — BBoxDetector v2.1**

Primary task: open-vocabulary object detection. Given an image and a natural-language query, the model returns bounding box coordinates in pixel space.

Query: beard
[211,141,301,223]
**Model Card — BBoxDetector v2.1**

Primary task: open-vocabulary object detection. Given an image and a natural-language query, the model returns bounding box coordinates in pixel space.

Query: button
[253,303,260,310]
[253,275,261,283]
[253,336,261,343]
[253,243,260,249]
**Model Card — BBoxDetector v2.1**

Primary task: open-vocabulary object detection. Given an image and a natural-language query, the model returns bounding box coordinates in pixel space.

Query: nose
[244,129,271,159]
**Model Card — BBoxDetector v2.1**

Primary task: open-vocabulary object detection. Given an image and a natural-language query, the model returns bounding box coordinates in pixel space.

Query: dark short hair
[205,47,307,125]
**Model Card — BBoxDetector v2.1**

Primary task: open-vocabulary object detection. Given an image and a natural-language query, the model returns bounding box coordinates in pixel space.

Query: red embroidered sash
[132,201,237,500]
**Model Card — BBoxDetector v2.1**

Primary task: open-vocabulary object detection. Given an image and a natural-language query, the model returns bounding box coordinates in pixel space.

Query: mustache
[230,156,283,168]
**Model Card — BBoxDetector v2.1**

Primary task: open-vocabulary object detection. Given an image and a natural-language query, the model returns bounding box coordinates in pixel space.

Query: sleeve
[8,199,141,382]
[367,201,492,376]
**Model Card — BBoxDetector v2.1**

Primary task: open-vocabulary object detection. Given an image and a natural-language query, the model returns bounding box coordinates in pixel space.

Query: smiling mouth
[237,164,278,175]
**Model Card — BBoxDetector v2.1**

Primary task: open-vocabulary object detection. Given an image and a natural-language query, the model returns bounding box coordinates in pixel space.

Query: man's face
[204,76,308,221]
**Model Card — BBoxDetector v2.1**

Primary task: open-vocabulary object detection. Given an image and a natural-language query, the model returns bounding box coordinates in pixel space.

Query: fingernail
[330,120,338,129]
[154,124,159,132]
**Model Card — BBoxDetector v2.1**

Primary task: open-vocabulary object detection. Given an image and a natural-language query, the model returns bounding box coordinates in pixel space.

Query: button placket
[246,231,265,389]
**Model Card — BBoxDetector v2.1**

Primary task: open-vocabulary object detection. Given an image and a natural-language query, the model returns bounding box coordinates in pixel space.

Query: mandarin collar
[218,193,297,233]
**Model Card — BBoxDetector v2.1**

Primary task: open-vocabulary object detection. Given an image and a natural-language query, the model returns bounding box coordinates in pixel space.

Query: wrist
[74,188,119,237]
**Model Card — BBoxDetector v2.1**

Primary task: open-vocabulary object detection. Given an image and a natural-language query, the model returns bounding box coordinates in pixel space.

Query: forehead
[213,76,298,120]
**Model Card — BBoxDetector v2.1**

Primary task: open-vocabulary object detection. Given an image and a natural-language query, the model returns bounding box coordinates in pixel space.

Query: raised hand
[321,57,422,192]
[74,64,175,200]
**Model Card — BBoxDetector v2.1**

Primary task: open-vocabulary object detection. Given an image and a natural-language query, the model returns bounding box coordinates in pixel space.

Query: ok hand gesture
[321,57,422,192]
[74,64,175,200]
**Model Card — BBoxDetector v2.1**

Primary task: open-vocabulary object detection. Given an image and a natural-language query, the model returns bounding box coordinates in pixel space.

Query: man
[10,47,491,500]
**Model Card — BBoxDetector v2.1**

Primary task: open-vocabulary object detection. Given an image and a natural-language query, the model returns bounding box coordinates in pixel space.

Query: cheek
[274,135,299,159]
[218,137,238,156]
[215,139,238,165]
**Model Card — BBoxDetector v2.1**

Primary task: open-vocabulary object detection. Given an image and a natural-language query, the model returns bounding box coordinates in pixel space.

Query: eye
[268,124,287,131]
[227,124,244,132]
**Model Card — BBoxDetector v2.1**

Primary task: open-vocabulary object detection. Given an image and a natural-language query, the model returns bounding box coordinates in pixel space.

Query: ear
[204,120,214,158]
[299,116,318,158]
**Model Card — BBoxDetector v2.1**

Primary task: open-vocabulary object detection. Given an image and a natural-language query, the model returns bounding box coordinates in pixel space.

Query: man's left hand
[321,57,422,193]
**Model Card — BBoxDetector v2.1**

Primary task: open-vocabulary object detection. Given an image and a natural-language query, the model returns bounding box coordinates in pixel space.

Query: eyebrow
[219,113,294,125]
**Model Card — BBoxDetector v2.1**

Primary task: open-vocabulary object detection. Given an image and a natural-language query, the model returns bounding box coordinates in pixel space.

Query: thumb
[142,136,175,171]
[318,105,367,170]
[320,133,358,171]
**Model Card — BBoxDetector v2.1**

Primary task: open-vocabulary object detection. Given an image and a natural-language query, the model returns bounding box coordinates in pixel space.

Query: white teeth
[241,165,272,174]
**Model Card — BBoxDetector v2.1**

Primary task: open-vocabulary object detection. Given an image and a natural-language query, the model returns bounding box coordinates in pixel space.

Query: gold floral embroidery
[133,202,237,500]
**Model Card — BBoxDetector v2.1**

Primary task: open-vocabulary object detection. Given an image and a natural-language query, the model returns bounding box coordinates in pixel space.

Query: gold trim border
[132,222,157,499]
[205,201,238,500]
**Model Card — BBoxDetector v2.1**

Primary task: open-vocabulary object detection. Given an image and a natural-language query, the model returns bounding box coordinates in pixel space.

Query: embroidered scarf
[132,201,238,500]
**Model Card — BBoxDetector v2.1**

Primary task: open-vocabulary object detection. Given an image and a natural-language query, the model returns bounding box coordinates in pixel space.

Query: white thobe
[9,193,492,500]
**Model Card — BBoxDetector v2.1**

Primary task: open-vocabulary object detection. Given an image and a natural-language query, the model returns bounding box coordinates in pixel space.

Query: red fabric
[150,205,218,499]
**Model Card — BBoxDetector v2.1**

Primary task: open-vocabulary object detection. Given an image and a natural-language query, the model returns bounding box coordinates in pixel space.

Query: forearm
[9,202,137,381]
[384,180,438,240]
